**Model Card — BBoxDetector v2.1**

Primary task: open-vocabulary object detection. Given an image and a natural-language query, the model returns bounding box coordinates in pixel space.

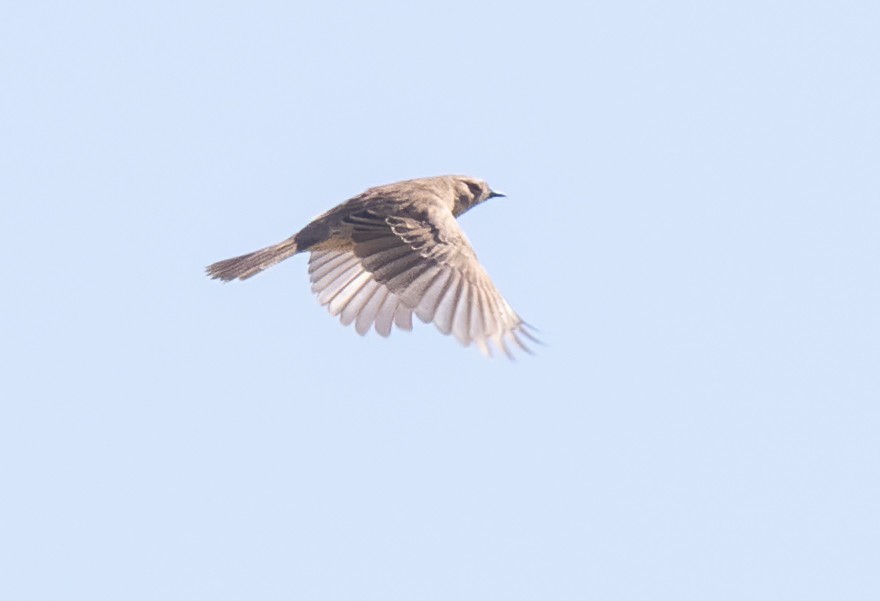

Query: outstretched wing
[307,209,536,357]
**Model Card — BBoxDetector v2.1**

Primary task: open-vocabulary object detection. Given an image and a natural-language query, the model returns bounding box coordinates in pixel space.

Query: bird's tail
[206,238,299,281]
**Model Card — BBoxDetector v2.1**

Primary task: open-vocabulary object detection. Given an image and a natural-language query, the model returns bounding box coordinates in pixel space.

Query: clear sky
[2,1,878,599]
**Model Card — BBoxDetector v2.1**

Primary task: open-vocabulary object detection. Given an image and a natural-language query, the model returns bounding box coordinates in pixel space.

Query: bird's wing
[307,208,536,357]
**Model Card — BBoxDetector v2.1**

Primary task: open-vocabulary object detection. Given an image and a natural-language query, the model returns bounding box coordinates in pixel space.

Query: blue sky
[2,1,878,599]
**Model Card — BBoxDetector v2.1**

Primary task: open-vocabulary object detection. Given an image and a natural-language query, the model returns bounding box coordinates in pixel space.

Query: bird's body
[207,175,536,357]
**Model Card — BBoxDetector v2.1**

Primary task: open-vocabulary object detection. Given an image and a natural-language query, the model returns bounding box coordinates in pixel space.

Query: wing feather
[303,206,535,357]
[340,278,381,325]
[356,285,388,335]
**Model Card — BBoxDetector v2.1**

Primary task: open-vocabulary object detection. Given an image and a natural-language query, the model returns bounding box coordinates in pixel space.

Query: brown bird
[206,175,537,357]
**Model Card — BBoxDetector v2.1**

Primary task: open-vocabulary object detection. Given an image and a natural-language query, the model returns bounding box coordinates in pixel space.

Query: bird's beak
[489,190,506,199]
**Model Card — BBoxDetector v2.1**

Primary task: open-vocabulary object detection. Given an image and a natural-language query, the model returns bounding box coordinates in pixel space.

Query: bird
[206,175,537,357]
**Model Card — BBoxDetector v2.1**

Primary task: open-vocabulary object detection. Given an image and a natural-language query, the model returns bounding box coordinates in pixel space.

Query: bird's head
[450,176,505,216]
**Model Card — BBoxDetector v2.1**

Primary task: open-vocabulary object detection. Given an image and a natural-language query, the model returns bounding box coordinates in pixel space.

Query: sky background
[2,1,879,599]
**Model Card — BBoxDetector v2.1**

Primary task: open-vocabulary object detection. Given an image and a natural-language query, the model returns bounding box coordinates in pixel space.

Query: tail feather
[206,239,299,281]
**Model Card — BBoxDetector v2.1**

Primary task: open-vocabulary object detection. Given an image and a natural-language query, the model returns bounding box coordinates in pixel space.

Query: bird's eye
[465,182,483,198]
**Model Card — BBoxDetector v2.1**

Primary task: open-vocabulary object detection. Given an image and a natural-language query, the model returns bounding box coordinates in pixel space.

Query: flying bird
[206,175,537,357]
